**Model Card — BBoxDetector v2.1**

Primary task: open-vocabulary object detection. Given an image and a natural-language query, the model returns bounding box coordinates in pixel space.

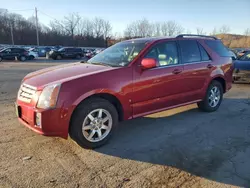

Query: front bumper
[16,100,69,139]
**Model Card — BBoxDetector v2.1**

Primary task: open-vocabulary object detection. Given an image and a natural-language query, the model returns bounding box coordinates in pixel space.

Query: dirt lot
[0,61,250,188]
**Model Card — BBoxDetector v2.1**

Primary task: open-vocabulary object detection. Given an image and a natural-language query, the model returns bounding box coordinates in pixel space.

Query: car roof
[123,34,218,43]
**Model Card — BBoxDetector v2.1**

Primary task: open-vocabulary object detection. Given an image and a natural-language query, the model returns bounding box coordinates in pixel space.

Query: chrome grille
[18,84,37,103]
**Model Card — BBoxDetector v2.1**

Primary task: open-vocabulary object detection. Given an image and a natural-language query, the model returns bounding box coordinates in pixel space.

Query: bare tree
[176,25,184,35]
[77,18,94,37]
[196,27,206,35]
[50,20,66,35]
[185,29,192,34]
[161,21,183,36]
[219,25,230,34]
[84,19,94,36]
[152,22,161,36]
[244,28,250,36]
[92,17,104,38]
[211,27,218,36]
[63,13,81,38]
[124,18,152,38]
[102,20,112,39]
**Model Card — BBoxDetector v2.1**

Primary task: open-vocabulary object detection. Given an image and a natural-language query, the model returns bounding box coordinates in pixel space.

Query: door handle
[207,64,213,69]
[172,69,182,74]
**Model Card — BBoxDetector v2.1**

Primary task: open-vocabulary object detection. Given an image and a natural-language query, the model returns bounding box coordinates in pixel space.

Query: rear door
[12,48,24,57]
[178,39,213,102]
[65,48,75,58]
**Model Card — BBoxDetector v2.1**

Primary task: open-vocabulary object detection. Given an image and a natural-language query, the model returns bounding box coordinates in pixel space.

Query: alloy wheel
[208,86,221,108]
[82,108,112,142]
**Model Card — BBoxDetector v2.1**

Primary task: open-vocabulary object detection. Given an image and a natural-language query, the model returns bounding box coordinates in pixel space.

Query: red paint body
[16,37,233,139]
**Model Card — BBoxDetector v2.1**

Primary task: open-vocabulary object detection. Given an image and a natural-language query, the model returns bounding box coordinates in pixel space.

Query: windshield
[239,52,250,61]
[58,48,65,52]
[0,48,7,52]
[87,41,146,67]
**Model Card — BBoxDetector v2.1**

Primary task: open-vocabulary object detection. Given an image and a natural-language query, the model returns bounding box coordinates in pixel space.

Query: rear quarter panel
[198,40,233,96]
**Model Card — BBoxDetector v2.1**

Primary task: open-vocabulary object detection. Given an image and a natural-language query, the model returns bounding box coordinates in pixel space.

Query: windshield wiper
[91,62,112,67]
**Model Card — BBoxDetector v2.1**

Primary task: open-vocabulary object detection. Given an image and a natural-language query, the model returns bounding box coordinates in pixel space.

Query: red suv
[16,34,233,149]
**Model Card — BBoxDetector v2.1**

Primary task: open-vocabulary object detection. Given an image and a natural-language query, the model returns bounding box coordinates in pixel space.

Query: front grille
[18,84,37,103]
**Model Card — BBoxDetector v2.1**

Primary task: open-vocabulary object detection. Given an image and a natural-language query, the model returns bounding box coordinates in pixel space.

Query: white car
[28,50,38,60]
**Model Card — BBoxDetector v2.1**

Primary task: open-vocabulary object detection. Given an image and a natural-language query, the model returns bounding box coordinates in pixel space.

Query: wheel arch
[209,76,226,93]
[69,92,125,133]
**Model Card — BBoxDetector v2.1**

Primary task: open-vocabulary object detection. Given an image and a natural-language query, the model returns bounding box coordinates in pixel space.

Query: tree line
[0,8,249,48]
[0,9,112,47]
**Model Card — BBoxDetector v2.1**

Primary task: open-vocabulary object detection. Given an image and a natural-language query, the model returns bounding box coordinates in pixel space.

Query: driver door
[132,41,188,117]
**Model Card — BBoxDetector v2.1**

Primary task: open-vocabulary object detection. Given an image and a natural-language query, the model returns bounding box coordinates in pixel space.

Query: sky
[1,0,250,35]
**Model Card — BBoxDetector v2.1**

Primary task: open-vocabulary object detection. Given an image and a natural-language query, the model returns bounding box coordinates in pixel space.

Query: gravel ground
[0,61,250,188]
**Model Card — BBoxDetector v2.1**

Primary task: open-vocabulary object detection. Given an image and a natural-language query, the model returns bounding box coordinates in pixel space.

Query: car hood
[234,60,250,70]
[23,62,115,89]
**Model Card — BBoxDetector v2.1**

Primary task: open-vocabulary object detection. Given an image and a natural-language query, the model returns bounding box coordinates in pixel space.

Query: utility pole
[35,7,40,46]
[10,24,14,45]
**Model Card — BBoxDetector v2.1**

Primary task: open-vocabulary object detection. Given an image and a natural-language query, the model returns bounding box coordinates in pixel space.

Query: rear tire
[197,80,223,112]
[0,56,2,62]
[69,98,118,149]
[29,55,35,60]
[76,54,81,59]
[56,55,62,60]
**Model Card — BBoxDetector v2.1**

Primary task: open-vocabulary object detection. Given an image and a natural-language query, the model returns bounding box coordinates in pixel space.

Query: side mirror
[141,58,157,69]
[232,56,236,60]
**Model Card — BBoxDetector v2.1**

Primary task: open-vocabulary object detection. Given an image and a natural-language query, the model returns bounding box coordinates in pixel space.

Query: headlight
[37,84,61,109]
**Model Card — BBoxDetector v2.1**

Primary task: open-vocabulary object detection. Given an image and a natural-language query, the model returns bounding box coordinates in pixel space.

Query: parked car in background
[16,34,233,149]
[233,51,250,82]
[229,50,237,60]
[39,47,52,57]
[28,47,52,57]
[0,47,29,62]
[48,47,83,60]
[28,49,39,60]
[83,49,95,59]
[237,49,250,59]
[94,48,105,54]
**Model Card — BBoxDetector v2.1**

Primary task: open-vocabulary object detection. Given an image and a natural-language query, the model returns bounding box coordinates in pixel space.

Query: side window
[63,48,69,52]
[67,48,75,53]
[205,40,231,57]
[76,48,82,52]
[240,52,250,61]
[12,48,21,53]
[198,43,210,61]
[145,41,179,67]
[179,40,201,63]
[5,48,11,53]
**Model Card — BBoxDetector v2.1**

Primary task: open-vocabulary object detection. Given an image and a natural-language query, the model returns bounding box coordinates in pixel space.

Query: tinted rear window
[179,40,201,63]
[198,43,210,61]
[205,40,231,57]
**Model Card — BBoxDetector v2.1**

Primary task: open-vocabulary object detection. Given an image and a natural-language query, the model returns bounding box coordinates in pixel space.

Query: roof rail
[176,34,218,40]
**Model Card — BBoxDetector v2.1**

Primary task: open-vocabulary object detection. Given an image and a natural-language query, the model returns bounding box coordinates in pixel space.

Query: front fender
[70,88,132,121]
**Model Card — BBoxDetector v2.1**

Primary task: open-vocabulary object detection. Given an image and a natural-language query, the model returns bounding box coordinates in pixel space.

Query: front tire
[0,56,2,62]
[29,55,35,60]
[19,56,26,62]
[197,80,223,112]
[69,98,118,149]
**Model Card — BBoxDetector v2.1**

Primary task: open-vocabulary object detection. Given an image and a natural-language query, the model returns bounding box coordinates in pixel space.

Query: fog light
[35,113,42,128]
